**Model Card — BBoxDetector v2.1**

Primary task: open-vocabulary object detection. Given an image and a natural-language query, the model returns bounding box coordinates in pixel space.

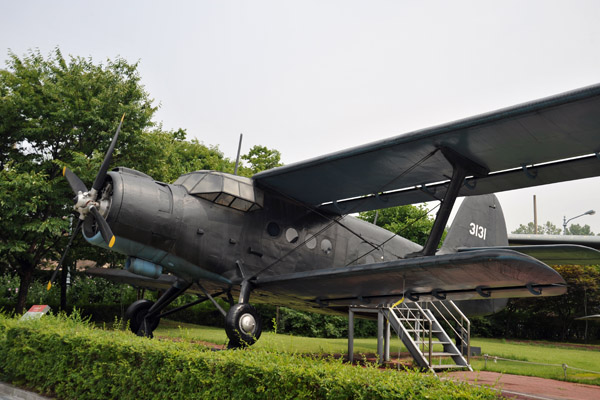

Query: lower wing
[253,249,566,308]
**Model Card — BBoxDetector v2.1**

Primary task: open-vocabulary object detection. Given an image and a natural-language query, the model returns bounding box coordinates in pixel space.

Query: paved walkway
[0,382,51,400]
[447,371,600,400]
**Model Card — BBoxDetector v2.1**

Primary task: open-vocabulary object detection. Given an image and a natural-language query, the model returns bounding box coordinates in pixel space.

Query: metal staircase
[383,300,472,372]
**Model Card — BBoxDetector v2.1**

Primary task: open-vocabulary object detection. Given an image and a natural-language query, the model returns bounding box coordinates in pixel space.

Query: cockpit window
[174,171,263,212]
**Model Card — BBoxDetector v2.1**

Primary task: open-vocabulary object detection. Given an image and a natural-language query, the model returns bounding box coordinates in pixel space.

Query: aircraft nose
[96,169,180,252]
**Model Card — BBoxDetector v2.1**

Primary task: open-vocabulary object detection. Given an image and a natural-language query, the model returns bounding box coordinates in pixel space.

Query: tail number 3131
[469,223,487,240]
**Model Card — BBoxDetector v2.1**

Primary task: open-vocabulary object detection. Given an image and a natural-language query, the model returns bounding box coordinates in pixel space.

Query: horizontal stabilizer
[254,249,566,307]
[508,234,600,250]
[575,314,600,321]
[459,244,600,266]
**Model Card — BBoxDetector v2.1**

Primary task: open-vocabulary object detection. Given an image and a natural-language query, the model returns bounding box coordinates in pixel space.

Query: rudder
[441,193,508,253]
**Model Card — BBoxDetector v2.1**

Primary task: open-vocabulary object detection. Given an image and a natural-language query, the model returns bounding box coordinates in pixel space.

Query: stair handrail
[447,300,470,364]
[389,302,434,366]
[411,302,433,365]
[422,300,471,364]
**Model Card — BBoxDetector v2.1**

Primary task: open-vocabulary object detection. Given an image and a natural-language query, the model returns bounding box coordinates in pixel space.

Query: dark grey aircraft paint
[67,83,600,346]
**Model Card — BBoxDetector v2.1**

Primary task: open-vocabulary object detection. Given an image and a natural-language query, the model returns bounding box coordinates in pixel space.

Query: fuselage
[84,168,422,288]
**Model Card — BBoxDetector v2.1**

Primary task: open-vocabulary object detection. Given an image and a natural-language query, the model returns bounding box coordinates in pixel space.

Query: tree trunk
[16,263,34,314]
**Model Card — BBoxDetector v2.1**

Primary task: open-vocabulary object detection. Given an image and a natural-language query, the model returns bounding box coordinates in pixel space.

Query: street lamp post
[562,209,596,235]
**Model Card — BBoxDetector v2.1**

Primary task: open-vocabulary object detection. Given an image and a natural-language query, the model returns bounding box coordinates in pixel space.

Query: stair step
[430,364,468,370]
[427,352,459,357]
[398,318,430,322]
[405,329,442,333]
[414,340,451,345]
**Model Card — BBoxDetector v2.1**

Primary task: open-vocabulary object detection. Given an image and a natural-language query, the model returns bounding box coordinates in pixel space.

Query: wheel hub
[239,313,256,334]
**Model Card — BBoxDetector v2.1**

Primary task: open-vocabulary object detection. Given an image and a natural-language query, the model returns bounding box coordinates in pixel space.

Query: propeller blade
[89,206,116,248]
[47,219,83,291]
[91,113,125,193]
[62,167,88,195]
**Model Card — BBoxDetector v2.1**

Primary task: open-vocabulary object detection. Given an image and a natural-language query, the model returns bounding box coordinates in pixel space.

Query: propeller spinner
[48,114,124,290]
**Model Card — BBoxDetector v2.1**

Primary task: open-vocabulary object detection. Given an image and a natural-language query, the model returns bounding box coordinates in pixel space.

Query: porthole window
[305,234,317,249]
[321,239,333,255]
[267,222,281,237]
[285,228,299,243]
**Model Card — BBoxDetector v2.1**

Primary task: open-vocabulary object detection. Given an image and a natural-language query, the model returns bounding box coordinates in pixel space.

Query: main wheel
[225,303,262,348]
[125,299,160,337]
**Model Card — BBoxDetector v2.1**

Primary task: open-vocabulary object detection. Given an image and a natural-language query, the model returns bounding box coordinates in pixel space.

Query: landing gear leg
[225,280,262,348]
[125,279,191,338]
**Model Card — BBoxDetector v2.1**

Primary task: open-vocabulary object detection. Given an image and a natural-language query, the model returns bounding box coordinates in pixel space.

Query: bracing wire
[251,148,440,279]
[343,201,441,267]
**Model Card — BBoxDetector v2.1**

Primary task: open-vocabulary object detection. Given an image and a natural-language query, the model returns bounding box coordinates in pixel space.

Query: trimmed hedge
[0,314,497,399]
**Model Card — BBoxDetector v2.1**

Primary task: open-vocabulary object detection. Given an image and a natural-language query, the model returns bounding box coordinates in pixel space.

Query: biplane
[55,83,600,347]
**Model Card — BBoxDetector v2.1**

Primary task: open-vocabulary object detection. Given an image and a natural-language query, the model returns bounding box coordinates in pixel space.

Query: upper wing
[253,249,566,308]
[508,234,600,251]
[254,84,600,214]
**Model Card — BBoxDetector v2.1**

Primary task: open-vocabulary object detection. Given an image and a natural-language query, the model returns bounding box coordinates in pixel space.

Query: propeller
[47,219,82,291]
[91,113,124,195]
[63,166,87,194]
[47,114,124,291]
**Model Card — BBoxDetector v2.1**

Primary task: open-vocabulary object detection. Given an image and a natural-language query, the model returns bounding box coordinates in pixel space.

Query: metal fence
[482,354,600,380]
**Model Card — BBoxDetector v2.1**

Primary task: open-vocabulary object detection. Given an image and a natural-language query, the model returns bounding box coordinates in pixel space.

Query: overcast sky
[2,1,600,234]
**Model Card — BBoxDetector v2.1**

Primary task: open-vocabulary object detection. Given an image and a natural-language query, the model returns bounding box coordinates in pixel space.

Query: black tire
[225,303,262,347]
[125,299,160,337]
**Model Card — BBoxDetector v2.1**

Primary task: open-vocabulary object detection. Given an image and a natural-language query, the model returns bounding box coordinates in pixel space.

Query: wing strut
[411,147,489,257]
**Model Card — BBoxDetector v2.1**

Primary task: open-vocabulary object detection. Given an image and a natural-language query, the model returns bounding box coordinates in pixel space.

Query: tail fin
[442,194,510,318]
[441,194,508,253]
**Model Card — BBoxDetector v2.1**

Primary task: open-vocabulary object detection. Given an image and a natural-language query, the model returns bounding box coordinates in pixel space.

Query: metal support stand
[348,308,354,363]
[377,311,384,363]
[348,306,390,365]
[384,318,391,362]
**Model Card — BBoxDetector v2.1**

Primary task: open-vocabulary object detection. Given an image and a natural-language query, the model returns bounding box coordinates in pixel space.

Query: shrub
[0,313,497,400]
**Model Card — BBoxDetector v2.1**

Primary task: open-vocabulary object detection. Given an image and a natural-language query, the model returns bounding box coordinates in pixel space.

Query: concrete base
[459,346,481,356]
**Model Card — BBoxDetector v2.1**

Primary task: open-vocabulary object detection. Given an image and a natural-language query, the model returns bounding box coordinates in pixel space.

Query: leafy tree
[358,204,441,246]
[512,221,562,235]
[240,145,282,175]
[565,223,595,236]
[0,48,156,312]
[124,129,232,183]
[0,48,282,314]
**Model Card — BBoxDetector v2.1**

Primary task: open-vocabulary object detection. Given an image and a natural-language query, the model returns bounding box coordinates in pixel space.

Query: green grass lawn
[154,319,600,385]
[470,337,600,385]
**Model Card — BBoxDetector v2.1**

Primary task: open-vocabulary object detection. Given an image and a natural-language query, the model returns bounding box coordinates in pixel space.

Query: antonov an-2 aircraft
[53,83,600,347]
